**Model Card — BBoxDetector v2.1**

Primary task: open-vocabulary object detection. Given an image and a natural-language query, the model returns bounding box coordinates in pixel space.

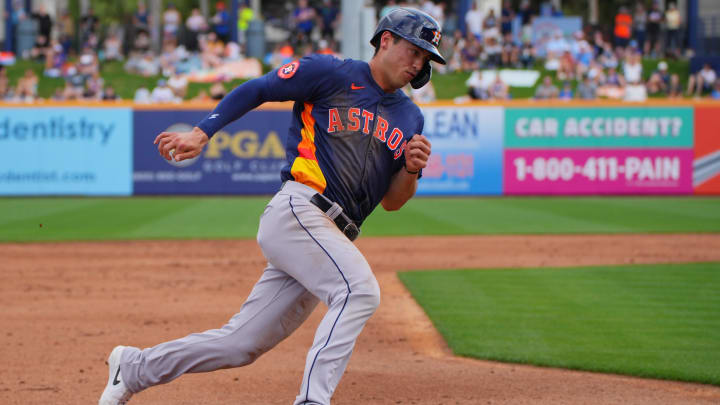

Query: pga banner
[0,107,132,195]
[133,109,291,195]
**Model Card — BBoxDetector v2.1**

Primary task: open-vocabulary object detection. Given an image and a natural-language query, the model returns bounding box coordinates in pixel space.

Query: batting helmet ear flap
[411,62,432,89]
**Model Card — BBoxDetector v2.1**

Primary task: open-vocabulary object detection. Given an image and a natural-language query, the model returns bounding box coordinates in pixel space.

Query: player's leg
[109,265,319,395]
[257,183,381,405]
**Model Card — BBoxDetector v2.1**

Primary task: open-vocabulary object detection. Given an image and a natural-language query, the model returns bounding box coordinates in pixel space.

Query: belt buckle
[342,222,360,242]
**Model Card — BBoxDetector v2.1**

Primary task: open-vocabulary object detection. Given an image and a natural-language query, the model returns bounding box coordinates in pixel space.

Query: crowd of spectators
[1,0,719,104]
[449,0,720,102]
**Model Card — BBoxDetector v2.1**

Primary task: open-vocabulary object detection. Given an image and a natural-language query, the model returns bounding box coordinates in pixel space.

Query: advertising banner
[693,106,720,194]
[0,108,132,195]
[504,149,694,194]
[133,109,291,194]
[417,106,504,195]
[505,107,694,148]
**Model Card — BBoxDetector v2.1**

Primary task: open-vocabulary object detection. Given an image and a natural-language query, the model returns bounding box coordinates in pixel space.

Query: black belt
[310,193,360,241]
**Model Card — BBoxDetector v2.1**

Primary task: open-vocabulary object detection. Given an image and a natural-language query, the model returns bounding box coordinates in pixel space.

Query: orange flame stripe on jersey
[290,102,327,193]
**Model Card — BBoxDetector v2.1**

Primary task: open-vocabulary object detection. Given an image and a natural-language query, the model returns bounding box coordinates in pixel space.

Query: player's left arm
[381,133,431,211]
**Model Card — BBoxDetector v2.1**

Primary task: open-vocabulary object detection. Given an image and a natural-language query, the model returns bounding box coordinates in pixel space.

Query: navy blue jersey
[198,54,424,226]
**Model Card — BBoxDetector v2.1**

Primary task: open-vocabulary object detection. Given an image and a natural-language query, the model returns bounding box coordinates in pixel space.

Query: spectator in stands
[57,9,74,53]
[557,50,575,81]
[576,75,598,100]
[0,68,10,100]
[318,0,340,40]
[665,3,681,58]
[134,30,151,53]
[559,81,573,100]
[78,47,99,76]
[500,0,514,38]
[163,3,182,41]
[598,67,626,99]
[482,9,499,40]
[624,78,647,102]
[466,70,489,100]
[209,79,227,100]
[614,7,632,50]
[134,86,151,103]
[623,51,643,85]
[710,80,720,100]
[133,2,150,35]
[646,60,669,95]
[212,2,231,43]
[517,0,534,40]
[83,71,104,100]
[519,38,535,68]
[488,75,509,100]
[201,32,225,69]
[633,2,647,54]
[29,35,50,62]
[237,1,254,46]
[464,2,483,40]
[168,71,188,99]
[599,44,619,69]
[293,0,316,45]
[186,8,208,52]
[409,79,436,103]
[484,35,502,69]
[65,65,87,99]
[460,32,482,71]
[15,69,38,102]
[104,33,123,61]
[534,76,559,99]
[501,33,519,68]
[103,85,120,101]
[667,74,682,98]
[646,1,663,57]
[150,79,177,103]
[31,5,52,51]
[687,63,717,97]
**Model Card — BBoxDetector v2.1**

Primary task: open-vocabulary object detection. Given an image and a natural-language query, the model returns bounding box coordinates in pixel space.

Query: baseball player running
[100,8,444,405]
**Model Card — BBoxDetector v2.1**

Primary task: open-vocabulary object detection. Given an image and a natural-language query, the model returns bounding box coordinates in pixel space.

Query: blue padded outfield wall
[0,107,132,195]
[3,103,717,196]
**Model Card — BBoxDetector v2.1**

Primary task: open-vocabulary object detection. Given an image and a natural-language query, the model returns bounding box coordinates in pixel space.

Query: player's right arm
[156,55,339,162]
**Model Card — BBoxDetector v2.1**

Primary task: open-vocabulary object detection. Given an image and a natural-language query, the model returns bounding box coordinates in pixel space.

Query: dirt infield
[2,234,720,405]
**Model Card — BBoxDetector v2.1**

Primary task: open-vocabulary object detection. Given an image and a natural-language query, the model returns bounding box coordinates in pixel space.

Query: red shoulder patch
[278,61,300,79]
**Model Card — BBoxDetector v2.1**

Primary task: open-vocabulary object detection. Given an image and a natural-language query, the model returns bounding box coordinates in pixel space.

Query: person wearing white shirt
[150,79,177,103]
[687,63,718,97]
[465,2,484,39]
[623,52,643,84]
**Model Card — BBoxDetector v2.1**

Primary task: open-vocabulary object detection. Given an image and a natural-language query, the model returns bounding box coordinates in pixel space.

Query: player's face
[385,38,432,88]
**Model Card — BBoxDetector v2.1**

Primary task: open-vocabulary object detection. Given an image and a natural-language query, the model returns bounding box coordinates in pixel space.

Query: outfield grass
[398,263,720,385]
[0,196,718,242]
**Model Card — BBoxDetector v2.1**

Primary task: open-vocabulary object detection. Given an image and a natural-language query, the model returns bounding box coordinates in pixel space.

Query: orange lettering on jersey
[387,128,403,150]
[347,108,360,131]
[393,139,407,160]
[373,116,389,142]
[361,110,374,134]
[327,108,344,133]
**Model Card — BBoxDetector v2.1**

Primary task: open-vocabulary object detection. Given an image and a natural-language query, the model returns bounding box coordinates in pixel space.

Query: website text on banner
[417,106,503,195]
[504,106,694,195]
[133,110,291,195]
[694,106,720,194]
[0,108,132,196]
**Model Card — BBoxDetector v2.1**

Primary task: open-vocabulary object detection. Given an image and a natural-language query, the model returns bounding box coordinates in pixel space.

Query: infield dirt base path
[2,234,720,405]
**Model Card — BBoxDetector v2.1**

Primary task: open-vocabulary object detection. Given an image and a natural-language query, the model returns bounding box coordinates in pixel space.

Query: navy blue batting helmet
[370,8,446,88]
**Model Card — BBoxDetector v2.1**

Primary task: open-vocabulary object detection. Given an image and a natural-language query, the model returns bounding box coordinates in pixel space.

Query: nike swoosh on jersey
[350,83,365,90]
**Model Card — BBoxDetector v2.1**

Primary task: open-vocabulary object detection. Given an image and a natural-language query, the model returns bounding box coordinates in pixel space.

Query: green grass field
[1,196,719,242]
[398,263,720,385]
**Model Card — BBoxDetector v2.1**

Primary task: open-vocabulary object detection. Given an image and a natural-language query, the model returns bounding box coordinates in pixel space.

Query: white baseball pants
[119,181,380,405]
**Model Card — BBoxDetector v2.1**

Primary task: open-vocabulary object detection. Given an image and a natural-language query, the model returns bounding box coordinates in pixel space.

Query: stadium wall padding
[1,103,719,195]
